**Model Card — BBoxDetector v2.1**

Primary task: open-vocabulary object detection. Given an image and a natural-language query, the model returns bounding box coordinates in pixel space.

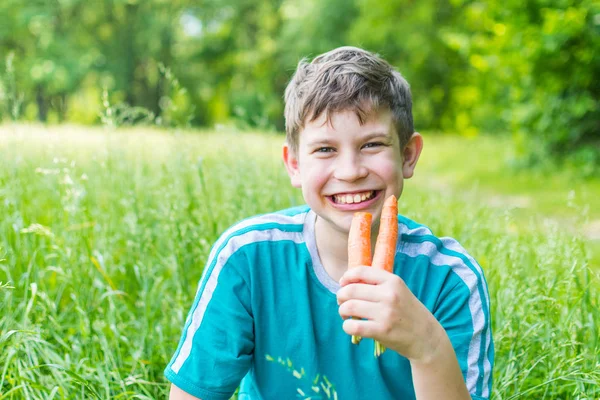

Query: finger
[338,299,378,320]
[342,318,380,340]
[340,266,390,287]
[336,282,382,305]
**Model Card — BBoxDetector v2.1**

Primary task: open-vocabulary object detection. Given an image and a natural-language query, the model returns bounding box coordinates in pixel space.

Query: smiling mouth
[330,190,379,205]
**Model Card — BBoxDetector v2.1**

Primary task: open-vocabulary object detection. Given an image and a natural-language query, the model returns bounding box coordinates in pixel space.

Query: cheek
[300,165,328,194]
[377,158,402,180]
[376,157,404,195]
[305,161,330,183]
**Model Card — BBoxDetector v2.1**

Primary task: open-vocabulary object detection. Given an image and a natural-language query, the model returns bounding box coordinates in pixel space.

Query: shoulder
[397,214,478,269]
[207,205,311,262]
[220,205,309,242]
[396,214,489,294]
[196,206,312,298]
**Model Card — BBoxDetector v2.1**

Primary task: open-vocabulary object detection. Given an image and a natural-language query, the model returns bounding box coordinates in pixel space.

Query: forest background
[1,0,598,172]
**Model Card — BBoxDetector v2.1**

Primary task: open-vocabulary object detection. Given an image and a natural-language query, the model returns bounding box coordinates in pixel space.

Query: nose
[333,152,368,182]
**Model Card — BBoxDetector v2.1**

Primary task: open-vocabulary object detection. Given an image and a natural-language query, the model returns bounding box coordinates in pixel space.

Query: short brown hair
[284,46,414,153]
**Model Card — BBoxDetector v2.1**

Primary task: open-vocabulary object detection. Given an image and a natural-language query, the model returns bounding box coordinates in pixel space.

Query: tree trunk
[56,93,67,122]
[36,85,48,122]
[124,3,138,106]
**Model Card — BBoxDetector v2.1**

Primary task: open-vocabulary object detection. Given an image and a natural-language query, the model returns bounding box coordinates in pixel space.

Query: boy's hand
[337,266,445,363]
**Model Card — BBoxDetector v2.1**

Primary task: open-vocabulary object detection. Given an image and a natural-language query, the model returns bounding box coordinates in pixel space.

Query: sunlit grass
[1,124,598,399]
[415,134,599,217]
[413,133,600,266]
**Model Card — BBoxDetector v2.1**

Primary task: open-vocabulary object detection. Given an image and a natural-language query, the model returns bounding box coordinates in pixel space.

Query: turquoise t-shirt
[164,206,494,399]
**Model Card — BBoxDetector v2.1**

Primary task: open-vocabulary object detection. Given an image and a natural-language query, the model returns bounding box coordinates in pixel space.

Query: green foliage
[157,63,195,128]
[454,0,600,173]
[0,0,598,169]
[350,0,468,133]
[0,52,23,120]
[99,87,156,128]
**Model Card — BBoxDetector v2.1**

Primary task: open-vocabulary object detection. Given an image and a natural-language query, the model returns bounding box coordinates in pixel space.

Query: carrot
[372,195,398,272]
[347,212,372,344]
[348,212,372,268]
[372,195,398,357]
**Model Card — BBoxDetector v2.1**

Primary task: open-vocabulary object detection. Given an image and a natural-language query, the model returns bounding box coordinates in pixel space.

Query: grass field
[1,124,599,399]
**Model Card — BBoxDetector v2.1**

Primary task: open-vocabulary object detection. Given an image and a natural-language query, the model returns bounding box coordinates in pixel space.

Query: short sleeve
[433,264,494,399]
[164,248,254,400]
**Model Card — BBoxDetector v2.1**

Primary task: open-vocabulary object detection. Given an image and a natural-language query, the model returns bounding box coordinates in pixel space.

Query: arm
[409,318,470,399]
[169,384,202,400]
[163,250,254,399]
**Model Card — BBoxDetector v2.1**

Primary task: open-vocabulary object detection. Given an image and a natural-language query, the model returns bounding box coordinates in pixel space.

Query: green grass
[412,134,600,266]
[415,134,600,219]
[1,124,598,399]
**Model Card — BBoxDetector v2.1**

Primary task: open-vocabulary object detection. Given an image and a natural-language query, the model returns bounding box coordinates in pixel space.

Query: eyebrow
[362,131,391,141]
[305,138,335,147]
[306,131,391,147]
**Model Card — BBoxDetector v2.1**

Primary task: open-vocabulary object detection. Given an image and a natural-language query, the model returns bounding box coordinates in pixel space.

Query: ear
[282,143,302,188]
[402,132,423,179]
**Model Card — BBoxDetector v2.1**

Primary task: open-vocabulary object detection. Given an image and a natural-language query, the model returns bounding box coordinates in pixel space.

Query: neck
[314,216,380,282]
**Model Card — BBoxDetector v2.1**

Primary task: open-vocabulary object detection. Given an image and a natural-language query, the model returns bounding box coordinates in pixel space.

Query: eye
[315,147,335,153]
[363,142,385,149]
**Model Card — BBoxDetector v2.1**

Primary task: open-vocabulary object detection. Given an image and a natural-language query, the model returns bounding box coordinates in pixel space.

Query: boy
[165,46,493,400]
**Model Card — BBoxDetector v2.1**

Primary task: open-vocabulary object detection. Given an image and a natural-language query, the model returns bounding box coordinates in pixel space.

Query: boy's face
[283,108,422,234]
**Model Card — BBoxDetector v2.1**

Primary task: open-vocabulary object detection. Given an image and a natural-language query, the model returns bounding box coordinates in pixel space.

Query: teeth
[333,191,375,204]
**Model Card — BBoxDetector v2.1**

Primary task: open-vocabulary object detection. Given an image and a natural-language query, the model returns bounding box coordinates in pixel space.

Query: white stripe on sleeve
[171,227,305,373]
[401,223,491,398]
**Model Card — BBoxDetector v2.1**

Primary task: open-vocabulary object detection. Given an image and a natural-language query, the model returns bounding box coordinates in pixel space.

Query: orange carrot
[348,212,372,268]
[372,195,398,356]
[347,212,372,344]
[372,195,398,273]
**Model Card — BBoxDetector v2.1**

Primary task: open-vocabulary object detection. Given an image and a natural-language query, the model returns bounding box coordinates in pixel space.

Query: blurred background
[1,1,600,398]
[1,0,598,172]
